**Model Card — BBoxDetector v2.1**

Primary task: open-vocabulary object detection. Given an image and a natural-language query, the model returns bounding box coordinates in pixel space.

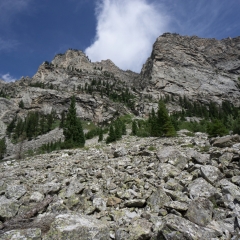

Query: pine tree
[106,125,116,143]
[63,96,85,147]
[156,101,176,137]
[98,128,103,142]
[0,138,6,160]
[132,120,138,135]
[19,100,24,108]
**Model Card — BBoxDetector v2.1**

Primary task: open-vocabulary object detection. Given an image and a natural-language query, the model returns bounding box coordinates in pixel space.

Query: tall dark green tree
[98,128,103,142]
[106,125,116,143]
[63,96,85,147]
[132,120,138,135]
[0,138,6,160]
[155,101,176,137]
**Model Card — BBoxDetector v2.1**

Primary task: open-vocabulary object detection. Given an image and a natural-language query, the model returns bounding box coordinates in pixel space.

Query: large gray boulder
[186,197,213,226]
[42,214,110,240]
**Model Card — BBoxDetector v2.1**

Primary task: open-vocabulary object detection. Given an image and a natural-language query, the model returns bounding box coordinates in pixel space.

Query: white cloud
[0,73,16,82]
[85,0,169,72]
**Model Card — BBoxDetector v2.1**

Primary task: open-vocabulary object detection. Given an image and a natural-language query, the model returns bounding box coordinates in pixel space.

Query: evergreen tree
[0,138,6,160]
[19,100,24,108]
[98,128,103,142]
[132,120,138,135]
[60,111,66,128]
[156,101,176,137]
[63,96,85,147]
[106,125,116,143]
[207,119,228,137]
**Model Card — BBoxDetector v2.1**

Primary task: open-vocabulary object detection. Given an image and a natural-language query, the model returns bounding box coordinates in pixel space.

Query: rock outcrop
[141,33,240,106]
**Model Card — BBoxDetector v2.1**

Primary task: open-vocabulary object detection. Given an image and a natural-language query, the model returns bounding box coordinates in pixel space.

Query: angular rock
[186,197,213,226]
[114,147,127,158]
[42,214,110,240]
[164,201,189,211]
[93,197,107,212]
[128,218,153,240]
[1,228,42,240]
[158,214,220,239]
[212,135,240,148]
[147,187,171,212]
[200,165,223,184]
[188,178,217,199]
[30,192,44,202]
[124,199,146,208]
[107,197,122,207]
[158,163,181,180]
[5,185,27,200]
[0,196,19,219]
[156,146,188,170]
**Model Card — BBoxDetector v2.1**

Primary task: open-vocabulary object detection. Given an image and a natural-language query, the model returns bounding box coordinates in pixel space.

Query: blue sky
[0,0,239,81]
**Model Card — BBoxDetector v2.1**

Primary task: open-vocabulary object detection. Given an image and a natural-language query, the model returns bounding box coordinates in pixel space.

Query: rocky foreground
[0,131,240,239]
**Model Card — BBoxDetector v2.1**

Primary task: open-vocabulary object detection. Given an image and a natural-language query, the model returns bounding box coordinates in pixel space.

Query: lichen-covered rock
[186,197,213,226]
[42,214,110,240]
[0,196,19,219]
[147,187,171,212]
[5,185,27,200]
[1,228,42,240]
[107,197,122,207]
[188,178,217,199]
[128,218,153,240]
[158,214,220,239]
[200,165,223,184]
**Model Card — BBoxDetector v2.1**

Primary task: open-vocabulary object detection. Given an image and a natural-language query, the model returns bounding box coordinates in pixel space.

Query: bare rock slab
[42,214,110,240]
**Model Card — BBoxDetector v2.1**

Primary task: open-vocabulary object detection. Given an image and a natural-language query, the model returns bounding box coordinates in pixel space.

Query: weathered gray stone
[0,196,19,219]
[30,192,44,202]
[186,197,213,226]
[200,165,223,184]
[212,135,240,148]
[158,214,220,239]
[147,187,171,212]
[5,185,26,200]
[188,178,217,199]
[128,218,153,240]
[1,228,42,240]
[124,199,146,208]
[164,201,189,211]
[93,197,107,212]
[42,214,110,240]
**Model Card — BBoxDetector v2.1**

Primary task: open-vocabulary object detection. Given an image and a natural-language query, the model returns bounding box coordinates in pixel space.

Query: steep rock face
[141,33,240,105]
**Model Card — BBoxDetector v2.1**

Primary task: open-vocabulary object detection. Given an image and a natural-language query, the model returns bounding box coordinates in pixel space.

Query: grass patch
[148,146,156,151]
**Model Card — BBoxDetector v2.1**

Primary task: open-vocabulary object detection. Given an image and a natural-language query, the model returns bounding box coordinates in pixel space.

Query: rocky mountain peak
[140,33,240,106]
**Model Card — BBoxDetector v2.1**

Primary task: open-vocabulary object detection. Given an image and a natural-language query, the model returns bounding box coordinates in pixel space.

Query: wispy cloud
[0,37,19,52]
[0,0,31,25]
[85,0,169,72]
[0,73,16,82]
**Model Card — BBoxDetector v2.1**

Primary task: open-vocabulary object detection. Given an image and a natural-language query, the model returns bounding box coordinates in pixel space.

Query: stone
[147,187,171,212]
[156,146,188,170]
[188,178,217,199]
[0,196,19,219]
[107,197,122,207]
[114,147,127,158]
[1,228,42,240]
[200,165,223,184]
[190,150,210,164]
[158,214,220,239]
[212,135,240,148]
[124,199,146,208]
[5,184,27,200]
[128,218,153,240]
[164,201,189,211]
[115,228,130,240]
[42,214,110,240]
[186,197,213,226]
[93,197,107,212]
[30,191,44,202]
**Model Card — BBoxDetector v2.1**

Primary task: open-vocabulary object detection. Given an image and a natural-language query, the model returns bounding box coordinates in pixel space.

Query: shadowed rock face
[141,33,240,106]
